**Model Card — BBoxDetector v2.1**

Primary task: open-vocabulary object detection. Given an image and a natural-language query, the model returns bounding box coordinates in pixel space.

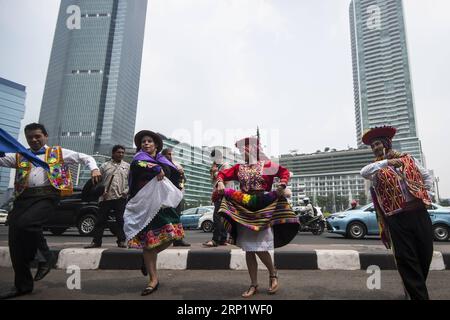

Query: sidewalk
[1,244,449,271]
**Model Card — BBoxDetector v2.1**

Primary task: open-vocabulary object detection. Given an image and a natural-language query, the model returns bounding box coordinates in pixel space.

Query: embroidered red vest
[15,146,73,197]
[374,155,431,216]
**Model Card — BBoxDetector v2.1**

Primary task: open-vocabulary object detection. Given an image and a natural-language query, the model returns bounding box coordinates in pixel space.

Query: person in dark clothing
[203,149,230,247]
[85,145,130,249]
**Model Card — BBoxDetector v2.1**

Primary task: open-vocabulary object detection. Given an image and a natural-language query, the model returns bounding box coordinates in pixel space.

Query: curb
[1,247,450,271]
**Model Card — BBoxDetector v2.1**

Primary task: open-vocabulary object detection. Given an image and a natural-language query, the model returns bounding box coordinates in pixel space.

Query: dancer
[123,130,184,296]
[214,136,298,297]
[0,123,100,299]
[360,126,434,300]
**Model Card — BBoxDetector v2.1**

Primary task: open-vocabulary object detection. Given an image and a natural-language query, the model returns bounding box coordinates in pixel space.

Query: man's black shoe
[173,239,191,247]
[0,288,32,300]
[34,252,56,281]
[84,242,102,249]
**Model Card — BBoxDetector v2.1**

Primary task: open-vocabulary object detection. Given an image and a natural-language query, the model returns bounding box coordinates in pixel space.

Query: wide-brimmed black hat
[134,130,163,153]
[81,179,105,202]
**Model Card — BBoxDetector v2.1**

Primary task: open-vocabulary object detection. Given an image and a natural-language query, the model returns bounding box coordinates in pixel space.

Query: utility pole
[435,177,441,204]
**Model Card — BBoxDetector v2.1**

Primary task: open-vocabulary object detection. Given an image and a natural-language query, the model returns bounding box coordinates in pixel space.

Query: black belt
[20,186,59,198]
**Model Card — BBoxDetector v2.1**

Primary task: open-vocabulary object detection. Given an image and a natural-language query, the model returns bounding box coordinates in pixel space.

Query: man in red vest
[0,123,101,299]
[360,126,434,300]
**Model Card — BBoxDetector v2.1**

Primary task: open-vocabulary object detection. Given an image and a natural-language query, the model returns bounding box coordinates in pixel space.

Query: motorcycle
[294,207,325,235]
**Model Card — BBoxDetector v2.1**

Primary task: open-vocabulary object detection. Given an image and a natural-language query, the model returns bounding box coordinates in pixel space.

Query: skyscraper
[39,0,148,155]
[350,0,424,163]
[0,77,26,192]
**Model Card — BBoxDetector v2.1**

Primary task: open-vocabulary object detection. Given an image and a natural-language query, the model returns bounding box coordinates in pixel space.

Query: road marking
[57,248,106,269]
[157,249,189,270]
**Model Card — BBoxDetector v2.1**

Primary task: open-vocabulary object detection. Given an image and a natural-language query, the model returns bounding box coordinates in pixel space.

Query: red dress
[216,160,290,192]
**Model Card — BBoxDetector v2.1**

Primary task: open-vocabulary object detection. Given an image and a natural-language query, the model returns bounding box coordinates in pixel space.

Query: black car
[43,188,119,236]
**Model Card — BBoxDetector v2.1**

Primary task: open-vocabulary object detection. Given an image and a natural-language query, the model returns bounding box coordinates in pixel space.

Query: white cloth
[123,177,183,242]
[0,145,98,188]
[236,224,274,252]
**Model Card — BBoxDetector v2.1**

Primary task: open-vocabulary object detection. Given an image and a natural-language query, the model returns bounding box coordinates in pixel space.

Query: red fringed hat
[362,126,397,146]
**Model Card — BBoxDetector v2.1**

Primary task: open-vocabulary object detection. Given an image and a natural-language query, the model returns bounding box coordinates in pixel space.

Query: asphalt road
[0,225,388,246]
[1,268,450,300]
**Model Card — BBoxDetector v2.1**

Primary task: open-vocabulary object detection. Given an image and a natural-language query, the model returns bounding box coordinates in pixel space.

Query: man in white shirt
[0,123,100,299]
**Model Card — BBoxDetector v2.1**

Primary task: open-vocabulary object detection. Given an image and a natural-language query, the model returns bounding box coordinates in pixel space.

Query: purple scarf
[133,151,178,171]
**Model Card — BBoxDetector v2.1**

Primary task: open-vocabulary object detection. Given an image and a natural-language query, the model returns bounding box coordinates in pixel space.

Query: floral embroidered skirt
[216,190,300,249]
[127,207,184,250]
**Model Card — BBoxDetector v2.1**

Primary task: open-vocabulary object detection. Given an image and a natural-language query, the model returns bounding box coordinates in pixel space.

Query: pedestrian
[0,123,100,299]
[203,148,231,247]
[348,200,358,210]
[85,145,130,249]
[360,126,434,300]
[161,148,191,247]
[123,130,185,296]
[214,136,299,298]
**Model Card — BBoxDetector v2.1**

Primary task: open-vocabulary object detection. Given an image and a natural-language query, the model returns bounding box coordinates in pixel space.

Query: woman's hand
[388,159,403,168]
[157,170,165,181]
[217,181,225,194]
[276,184,286,197]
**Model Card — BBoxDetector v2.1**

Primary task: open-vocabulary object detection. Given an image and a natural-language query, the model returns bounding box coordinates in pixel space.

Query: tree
[358,192,368,206]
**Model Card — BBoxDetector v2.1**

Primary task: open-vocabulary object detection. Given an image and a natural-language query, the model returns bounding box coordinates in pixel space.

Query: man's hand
[157,170,165,181]
[217,181,225,195]
[388,159,403,168]
[91,169,101,185]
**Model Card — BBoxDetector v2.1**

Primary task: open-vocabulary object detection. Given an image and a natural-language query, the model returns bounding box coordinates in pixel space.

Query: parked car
[180,206,215,232]
[0,209,8,225]
[326,203,450,241]
[42,188,118,236]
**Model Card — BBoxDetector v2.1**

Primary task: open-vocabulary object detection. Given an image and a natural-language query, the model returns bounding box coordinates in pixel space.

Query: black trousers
[212,200,227,244]
[385,205,434,300]
[7,194,58,292]
[92,198,126,245]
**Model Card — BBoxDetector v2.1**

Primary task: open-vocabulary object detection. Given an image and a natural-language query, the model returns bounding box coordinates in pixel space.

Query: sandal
[268,273,279,295]
[242,284,258,298]
[202,240,218,247]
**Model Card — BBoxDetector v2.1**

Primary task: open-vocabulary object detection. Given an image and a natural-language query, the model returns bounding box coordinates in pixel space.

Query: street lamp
[435,177,441,204]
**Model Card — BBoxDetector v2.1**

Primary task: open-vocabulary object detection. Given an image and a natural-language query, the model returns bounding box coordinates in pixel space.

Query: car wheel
[77,214,97,236]
[201,220,214,233]
[49,227,68,236]
[346,222,366,239]
[433,224,449,241]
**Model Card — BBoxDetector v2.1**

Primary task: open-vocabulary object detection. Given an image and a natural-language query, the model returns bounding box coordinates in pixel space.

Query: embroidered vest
[15,146,73,197]
[374,155,431,216]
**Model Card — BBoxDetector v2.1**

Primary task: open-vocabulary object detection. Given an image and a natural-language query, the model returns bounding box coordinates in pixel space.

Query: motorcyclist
[302,197,315,216]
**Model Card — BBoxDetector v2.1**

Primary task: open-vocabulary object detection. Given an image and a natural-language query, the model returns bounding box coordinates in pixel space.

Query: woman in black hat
[123,130,185,296]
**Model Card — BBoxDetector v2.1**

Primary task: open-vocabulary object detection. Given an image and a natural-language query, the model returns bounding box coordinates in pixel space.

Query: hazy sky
[0,0,449,197]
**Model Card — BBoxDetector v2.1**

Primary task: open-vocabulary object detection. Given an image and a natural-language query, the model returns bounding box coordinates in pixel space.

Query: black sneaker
[173,239,191,247]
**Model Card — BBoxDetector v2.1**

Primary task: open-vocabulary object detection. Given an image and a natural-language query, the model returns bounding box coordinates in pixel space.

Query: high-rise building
[39,0,148,155]
[0,77,26,194]
[350,0,424,163]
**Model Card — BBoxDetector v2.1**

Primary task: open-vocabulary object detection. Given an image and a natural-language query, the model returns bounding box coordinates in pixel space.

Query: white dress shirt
[0,145,99,188]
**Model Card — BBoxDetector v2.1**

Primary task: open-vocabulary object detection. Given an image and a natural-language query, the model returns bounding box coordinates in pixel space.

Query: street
[1,268,450,300]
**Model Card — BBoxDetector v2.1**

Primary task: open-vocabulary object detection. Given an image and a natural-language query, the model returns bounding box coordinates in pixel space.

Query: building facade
[0,77,26,195]
[350,0,424,163]
[39,0,148,155]
[279,148,374,210]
